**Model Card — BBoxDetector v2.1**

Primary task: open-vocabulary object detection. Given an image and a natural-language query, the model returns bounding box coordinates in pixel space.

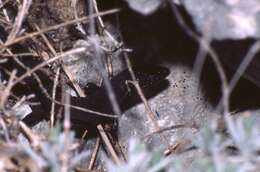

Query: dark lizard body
[4,57,170,134]
[67,66,170,124]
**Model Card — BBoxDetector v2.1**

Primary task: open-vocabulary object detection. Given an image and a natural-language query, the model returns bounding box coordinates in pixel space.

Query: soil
[1,0,260,171]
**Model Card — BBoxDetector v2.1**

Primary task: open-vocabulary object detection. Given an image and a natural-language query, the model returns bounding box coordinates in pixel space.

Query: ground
[0,0,260,172]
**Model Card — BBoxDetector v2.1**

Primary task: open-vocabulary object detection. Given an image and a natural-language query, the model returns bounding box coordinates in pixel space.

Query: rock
[118,64,216,150]
[181,0,260,40]
[62,38,124,87]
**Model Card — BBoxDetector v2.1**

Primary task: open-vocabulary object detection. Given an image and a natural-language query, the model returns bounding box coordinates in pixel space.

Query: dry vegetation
[0,0,260,172]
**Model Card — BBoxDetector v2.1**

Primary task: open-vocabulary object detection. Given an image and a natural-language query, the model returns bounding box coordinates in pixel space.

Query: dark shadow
[4,0,260,139]
[97,1,260,112]
[21,65,170,137]
[212,39,260,111]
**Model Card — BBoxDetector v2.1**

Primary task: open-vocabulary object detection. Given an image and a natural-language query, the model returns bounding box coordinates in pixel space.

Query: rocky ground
[1,0,260,171]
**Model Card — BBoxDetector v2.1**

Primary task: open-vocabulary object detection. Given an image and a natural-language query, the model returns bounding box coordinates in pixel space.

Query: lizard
[4,57,170,135]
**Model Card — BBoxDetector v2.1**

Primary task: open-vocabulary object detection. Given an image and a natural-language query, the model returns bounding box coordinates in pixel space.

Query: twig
[88,137,101,170]
[80,129,88,142]
[11,47,85,86]
[216,40,260,112]
[62,64,86,97]
[0,0,11,22]
[164,143,180,156]
[19,121,40,147]
[90,36,121,117]
[50,67,60,127]
[72,0,86,35]
[169,2,229,114]
[164,139,193,155]
[61,91,71,172]
[192,18,212,78]
[0,17,11,25]
[11,95,28,110]
[0,8,120,50]
[92,0,120,46]
[92,0,122,78]
[34,24,57,56]
[119,28,169,147]
[0,117,10,142]
[97,124,121,164]
[229,40,260,93]
[0,64,26,86]
[0,52,39,57]
[143,123,199,140]
[89,34,122,163]
[192,41,208,79]
[126,80,170,147]
[29,24,86,97]
[27,27,56,112]
[0,70,16,109]
[6,0,32,43]
[35,23,86,124]
[63,90,71,133]
[9,47,117,118]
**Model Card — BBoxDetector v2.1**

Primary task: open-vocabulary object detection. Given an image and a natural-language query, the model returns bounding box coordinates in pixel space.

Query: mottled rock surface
[62,39,124,87]
[118,64,216,150]
[181,0,260,40]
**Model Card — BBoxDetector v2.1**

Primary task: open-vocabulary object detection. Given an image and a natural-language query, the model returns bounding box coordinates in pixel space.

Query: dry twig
[0,8,120,51]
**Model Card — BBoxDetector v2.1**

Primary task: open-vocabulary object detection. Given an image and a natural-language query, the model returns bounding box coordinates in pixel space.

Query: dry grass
[0,0,260,172]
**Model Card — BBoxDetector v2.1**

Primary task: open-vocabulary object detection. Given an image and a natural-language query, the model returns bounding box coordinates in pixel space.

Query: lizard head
[117,66,170,111]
